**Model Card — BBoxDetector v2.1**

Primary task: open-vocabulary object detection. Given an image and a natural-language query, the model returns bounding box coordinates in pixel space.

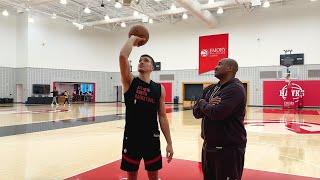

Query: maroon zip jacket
[193,78,247,149]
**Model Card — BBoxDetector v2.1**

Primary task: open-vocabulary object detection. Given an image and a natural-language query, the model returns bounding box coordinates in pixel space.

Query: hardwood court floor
[0,103,319,179]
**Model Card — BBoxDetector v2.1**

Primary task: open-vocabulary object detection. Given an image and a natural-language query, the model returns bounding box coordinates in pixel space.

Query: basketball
[128,25,149,46]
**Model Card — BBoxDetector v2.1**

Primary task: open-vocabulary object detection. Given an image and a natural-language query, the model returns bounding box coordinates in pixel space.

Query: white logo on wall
[200,48,226,58]
[200,49,208,57]
[279,83,305,102]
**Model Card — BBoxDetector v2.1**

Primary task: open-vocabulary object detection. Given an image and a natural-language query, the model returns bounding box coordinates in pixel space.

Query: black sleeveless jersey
[124,77,161,138]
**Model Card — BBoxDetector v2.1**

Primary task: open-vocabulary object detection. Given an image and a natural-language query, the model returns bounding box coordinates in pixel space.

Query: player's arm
[158,85,174,163]
[119,36,145,92]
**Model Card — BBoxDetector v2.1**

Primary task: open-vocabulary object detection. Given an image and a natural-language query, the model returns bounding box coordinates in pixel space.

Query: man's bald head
[214,58,239,80]
[223,58,238,75]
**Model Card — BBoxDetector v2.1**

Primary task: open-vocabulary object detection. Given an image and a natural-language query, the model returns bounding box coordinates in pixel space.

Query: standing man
[193,58,247,180]
[119,35,173,180]
[51,88,58,106]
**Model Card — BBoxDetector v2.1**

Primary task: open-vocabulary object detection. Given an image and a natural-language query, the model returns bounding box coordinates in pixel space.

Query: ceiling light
[72,22,84,30]
[154,0,162,2]
[133,11,139,17]
[148,18,153,24]
[310,0,318,1]
[2,9,9,16]
[84,7,91,14]
[120,22,126,28]
[142,15,148,23]
[182,13,188,20]
[60,0,67,5]
[251,0,261,6]
[51,13,57,19]
[170,3,177,11]
[217,7,223,14]
[78,25,84,30]
[263,0,270,8]
[104,15,110,21]
[208,0,215,4]
[28,17,34,23]
[115,2,122,8]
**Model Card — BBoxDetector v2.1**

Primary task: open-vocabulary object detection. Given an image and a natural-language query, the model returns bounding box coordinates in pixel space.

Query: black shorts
[202,144,245,180]
[120,133,162,172]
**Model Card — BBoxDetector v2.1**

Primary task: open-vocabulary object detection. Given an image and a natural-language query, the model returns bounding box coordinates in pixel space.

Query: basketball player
[193,58,247,180]
[119,35,173,180]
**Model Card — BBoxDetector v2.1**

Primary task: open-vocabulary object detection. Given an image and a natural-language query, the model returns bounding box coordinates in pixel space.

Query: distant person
[51,88,59,106]
[64,90,70,106]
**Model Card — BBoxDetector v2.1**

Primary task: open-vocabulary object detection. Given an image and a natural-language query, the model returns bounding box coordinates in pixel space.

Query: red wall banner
[160,82,172,103]
[199,34,229,74]
[263,80,320,107]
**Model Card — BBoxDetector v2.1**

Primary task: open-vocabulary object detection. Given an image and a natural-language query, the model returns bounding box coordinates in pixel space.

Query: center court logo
[279,83,305,102]
[200,48,226,58]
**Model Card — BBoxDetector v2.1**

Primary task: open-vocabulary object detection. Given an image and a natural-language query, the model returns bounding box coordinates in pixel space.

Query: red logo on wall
[279,83,305,102]
[199,34,228,74]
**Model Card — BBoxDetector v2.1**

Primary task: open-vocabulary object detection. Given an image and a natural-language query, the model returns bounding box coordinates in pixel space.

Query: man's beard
[214,72,222,79]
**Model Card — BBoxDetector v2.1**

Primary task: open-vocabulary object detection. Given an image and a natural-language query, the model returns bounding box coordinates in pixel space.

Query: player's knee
[127,171,138,180]
[147,170,158,180]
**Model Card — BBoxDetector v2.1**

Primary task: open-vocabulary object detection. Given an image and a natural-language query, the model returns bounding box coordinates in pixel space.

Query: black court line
[0,114,125,137]
[0,105,184,137]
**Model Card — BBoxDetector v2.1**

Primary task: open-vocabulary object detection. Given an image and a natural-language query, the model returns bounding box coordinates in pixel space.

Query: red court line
[244,120,320,134]
[262,109,319,115]
[66,158,319,180]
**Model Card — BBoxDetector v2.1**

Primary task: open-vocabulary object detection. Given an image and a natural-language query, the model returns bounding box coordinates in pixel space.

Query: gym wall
[0,67,15,99]
[113,1,320,72]
[146,64,320,106]
[16,68,121,103]
[0,14,17,67]
[1,0,319,72]
[27,16,118,71]
[1,64,320,105]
